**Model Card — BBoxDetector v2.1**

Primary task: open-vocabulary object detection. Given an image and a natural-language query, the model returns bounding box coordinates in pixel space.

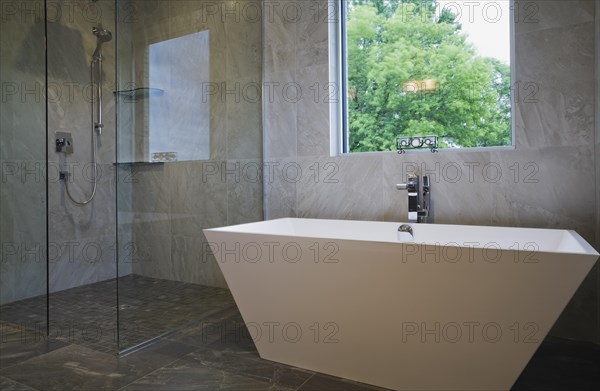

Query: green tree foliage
[346,0,512,152]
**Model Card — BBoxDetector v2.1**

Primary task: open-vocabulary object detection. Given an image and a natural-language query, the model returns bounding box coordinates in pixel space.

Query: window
[338,0,514,153]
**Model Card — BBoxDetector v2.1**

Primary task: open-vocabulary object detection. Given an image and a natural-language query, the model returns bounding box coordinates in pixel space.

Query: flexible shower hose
[62,131,98,206]
[62,61,99,206]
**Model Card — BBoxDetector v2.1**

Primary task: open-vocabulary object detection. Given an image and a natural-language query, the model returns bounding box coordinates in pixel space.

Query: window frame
[331,0,517,156]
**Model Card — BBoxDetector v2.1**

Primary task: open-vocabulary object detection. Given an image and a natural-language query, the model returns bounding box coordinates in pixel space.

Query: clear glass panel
[46,0,118,352]
[0,0,48,339]
[116,0,263,352]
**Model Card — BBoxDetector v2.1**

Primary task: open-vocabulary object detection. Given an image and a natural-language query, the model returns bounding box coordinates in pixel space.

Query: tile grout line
[115,343,266,391]
[0,342,72,382]
[294,372,315,391]
[117,338,310,391]
[166,345,308,391]
[114,348,201,391]
[0,375,42,391]
[114,307,244,390]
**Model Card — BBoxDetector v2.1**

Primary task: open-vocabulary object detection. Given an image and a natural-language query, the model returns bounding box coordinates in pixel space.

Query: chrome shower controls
[55,131,73,154]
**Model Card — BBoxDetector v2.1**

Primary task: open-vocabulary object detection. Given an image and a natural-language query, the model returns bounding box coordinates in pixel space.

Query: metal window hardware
[397,136,438,154]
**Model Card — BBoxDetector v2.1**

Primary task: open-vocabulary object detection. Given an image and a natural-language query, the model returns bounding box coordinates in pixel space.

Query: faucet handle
[397,174,419,192]
[422,175,430,192]
[396,183,418,192]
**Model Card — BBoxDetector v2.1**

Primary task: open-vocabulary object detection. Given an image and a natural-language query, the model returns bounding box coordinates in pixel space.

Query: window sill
[335,145,516,157]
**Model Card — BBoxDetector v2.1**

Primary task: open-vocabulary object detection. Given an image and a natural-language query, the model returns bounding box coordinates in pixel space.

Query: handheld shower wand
[61,26,112,206]
[92,26,112,135]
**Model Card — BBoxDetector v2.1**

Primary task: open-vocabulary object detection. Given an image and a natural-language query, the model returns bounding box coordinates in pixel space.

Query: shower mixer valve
[55,132,74,154]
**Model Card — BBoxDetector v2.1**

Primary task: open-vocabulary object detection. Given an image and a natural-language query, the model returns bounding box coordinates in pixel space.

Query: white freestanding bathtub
[204,218,599,391]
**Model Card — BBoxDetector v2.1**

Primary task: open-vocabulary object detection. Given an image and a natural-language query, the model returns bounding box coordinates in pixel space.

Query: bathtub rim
[204,218,599,257]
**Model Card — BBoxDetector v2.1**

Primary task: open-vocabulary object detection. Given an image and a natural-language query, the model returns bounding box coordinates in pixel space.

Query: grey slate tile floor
[0,275,237,353]
[1,276,599,390]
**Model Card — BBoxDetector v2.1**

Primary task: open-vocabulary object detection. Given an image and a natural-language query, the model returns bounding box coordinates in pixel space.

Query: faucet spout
[398,224,414,241]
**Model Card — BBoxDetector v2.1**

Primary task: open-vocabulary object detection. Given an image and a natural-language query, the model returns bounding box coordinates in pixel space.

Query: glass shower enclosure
[0,0,263,354]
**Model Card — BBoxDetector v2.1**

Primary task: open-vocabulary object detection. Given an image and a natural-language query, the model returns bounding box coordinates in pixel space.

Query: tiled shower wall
[0,0,47,304]
[46,0,126,294]
[117,0,263,288]
[263,0,600,343]
[1,0,264,304]
[1,0,127,304]
[596,0,600,282]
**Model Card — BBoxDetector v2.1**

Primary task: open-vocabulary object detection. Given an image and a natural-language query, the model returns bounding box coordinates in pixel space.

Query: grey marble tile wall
[263,0,600,343]
[45,0,125,294]
[118,1,264,288]
[1,0,48,305]
[122,159,263,289]
[1,0,128,304]
[595,0,600,346]
[0,161,47,305]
